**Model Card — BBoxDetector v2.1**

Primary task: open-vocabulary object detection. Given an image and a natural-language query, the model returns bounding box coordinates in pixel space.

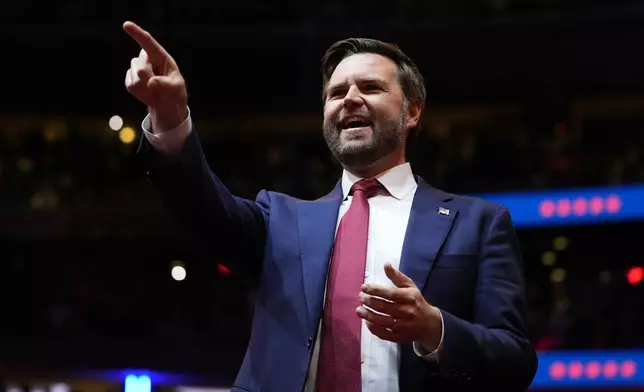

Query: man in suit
[123,21,537,392]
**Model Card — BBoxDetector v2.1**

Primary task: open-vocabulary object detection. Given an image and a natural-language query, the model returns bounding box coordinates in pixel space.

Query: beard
[323,106,407,170]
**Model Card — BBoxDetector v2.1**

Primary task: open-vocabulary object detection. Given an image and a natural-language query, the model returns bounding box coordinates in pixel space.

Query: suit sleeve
[434,206,538,391]
[138,126,269,277]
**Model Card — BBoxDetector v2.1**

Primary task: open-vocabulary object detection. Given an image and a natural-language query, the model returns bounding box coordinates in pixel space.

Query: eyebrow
[325,77,389,94]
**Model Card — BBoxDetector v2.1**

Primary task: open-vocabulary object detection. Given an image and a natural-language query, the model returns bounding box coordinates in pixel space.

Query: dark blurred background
[2,0,644,391]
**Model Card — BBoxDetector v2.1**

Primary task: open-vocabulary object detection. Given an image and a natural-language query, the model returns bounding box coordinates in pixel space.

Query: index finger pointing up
[123,21,173,67]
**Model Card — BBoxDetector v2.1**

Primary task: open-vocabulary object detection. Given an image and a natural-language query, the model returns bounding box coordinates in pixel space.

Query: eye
[328,88,346,99]
[363,84,380,92]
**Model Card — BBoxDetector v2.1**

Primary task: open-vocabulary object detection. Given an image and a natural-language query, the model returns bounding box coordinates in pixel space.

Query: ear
[404,101,422,130]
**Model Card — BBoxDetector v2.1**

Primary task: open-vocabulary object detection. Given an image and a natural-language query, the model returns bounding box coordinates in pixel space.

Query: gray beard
[323,110,406,170]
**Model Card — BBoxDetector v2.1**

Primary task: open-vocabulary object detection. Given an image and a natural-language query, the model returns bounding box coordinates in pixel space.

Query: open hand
[357,263,442,351]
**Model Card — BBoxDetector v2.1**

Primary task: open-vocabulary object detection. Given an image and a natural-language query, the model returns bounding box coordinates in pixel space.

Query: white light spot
[50,384,71,392]
[171,265,186,281]
[109,115,124,131]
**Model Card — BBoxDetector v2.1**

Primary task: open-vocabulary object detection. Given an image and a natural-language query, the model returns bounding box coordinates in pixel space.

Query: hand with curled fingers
[357,263,443,352]
[123,21,188,131]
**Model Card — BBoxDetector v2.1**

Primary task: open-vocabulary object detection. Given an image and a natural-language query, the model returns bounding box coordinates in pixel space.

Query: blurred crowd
[1,109,643,213]
[0,103,643,373]
[2,0,644,383]
[1,226,643,373]
[0,238,254,374]
[526,263,644,352]
[0,104,643,368]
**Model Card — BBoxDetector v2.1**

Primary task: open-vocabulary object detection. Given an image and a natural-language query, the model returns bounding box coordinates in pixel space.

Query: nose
[342,85,364,108]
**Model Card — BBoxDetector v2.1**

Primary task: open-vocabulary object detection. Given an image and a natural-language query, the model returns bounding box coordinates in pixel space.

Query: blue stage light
[475,184,644,228]
[124,374,152,392]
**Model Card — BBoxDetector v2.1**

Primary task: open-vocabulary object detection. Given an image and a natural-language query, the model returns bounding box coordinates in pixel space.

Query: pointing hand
[123,21,188,131]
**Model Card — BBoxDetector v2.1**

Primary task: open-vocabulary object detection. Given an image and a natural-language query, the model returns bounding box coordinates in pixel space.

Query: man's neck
[345,150,407,179]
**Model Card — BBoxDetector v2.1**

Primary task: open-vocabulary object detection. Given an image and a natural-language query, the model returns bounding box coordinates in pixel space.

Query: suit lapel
[297,182,343,332]
[399,178,457,291]
[296,177,456,330]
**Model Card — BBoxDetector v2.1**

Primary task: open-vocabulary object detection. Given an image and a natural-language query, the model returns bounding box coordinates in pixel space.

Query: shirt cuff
[413,308,444,362]
[141,107,192,156]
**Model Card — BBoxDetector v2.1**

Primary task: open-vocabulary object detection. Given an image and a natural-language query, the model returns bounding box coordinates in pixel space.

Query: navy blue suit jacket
[140,129,537,392]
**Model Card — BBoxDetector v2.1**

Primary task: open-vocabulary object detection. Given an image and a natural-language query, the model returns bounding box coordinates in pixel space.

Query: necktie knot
[350,179,383,199]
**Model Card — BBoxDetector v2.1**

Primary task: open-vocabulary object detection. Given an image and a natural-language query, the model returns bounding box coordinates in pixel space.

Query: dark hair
[320,38,426,136]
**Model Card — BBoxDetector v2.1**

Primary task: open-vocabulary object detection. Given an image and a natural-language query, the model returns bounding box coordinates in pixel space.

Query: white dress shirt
[141,113,444,392]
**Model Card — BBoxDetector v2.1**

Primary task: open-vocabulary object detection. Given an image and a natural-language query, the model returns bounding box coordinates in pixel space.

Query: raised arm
[123,21,268,275]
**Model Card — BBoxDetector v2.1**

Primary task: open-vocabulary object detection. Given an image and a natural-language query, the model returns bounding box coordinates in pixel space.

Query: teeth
[343,118,369,128]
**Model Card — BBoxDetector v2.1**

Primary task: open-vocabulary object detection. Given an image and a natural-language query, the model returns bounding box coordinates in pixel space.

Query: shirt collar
[341,162,417,201]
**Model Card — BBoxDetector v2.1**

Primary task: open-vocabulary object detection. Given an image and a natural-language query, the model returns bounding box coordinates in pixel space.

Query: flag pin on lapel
[438,207,450,216]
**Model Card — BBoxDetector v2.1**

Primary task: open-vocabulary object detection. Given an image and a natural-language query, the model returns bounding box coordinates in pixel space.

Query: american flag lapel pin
[438,207,450,216]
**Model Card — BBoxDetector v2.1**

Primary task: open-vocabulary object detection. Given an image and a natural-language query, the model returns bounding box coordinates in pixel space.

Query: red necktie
[316,178,383,392]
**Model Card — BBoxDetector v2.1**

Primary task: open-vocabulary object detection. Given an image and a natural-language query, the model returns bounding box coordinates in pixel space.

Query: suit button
[307,337,313,348]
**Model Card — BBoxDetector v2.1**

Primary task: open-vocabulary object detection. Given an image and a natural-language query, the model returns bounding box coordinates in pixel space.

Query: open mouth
[341,119,372,130]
